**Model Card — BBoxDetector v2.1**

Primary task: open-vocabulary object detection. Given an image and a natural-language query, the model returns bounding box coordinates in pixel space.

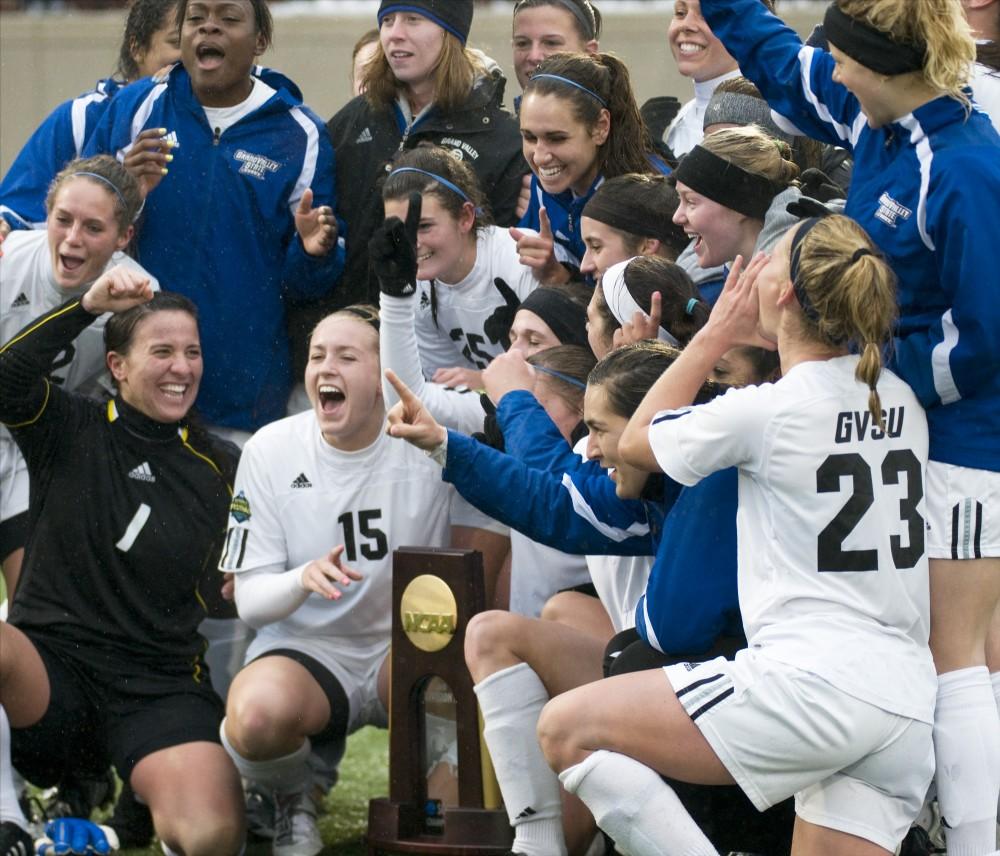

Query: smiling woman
[0,155,156,598]
[218,306,454,855]
[0,277,245,856]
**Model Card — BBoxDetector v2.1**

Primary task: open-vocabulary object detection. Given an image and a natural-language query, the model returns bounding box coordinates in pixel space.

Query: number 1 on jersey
[337,509,388,562]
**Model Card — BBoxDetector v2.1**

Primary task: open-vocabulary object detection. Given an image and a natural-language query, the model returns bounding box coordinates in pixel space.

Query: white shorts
[0,436,29,523]
[246,634,389,732]
[664,651,934,851]
[926,461,1000,559]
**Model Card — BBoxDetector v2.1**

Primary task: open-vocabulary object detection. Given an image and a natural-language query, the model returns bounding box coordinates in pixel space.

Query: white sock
[475,663,567,856]
[559,750,718,856]
[219,718,311,794]
[934,667,1000,856]
[0,706,29,829]
[992,672,1000,715]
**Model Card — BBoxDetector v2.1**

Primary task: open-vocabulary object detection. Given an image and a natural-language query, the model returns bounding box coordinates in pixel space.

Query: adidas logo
[514,807,537,821]
[160,130,180,148]
[291,473,312,488]
[419,291,431,310]
[355,127,373,144]
[11,292,30,308]
[128,461,156,483]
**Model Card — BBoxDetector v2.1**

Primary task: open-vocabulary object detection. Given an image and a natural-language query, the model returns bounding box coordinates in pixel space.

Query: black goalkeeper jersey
[0,299,237,667]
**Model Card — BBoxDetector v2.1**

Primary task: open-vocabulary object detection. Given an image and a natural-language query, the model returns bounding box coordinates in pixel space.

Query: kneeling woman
[0,273,244,856]
[220,307,454,854]
[542,217,937,855]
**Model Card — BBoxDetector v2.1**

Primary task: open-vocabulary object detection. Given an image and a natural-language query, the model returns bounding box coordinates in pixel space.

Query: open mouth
[677,42,706,55]
[318,384,345,413]
[196,43,226,68]
[416,251,433,263]
[160,383,188,399]
[537,164,565,182]
[59,254,85,272]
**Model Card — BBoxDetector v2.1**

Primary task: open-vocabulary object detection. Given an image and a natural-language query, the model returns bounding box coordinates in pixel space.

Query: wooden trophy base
[366,797,513,856]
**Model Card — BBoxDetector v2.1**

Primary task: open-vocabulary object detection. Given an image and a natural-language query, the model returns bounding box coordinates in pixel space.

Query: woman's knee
[464,610,522,676]
[537,693,580,773]
[225,681,306,757]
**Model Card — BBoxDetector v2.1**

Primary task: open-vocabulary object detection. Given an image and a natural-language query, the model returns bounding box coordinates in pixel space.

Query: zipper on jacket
[213,126,222,146]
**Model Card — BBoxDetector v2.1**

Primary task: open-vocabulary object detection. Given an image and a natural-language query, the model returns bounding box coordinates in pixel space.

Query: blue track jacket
[83,65,344,430]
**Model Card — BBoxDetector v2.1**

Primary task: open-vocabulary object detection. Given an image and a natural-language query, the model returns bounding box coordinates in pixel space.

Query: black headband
[515,0,597,41]
[823,4,925,76]
[788,217,826,323]
[582,188,680,247]
[674,146,782,220]
[518,288,590,349]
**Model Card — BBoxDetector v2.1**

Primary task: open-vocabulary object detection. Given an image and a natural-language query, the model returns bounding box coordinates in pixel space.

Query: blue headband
[71,171,128,211]
[388,167,475,207]
[533,363,587,389]
[685,298,698,316]
[529,73,608,108]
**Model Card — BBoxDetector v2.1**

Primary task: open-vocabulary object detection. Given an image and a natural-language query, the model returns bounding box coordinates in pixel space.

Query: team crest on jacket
[874,192,912,228]
[230,490,252,523]
[235,149,281,180]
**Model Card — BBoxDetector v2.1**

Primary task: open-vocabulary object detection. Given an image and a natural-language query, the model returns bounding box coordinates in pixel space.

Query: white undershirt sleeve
[233,562,311,629]
[380,294,486,436]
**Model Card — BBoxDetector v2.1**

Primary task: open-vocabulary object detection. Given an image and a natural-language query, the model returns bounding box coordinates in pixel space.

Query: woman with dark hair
[0,0,182,233]
[0,273,244,856]
[326,0,525,310]
[513,51,665,282]
[511,0,601,92]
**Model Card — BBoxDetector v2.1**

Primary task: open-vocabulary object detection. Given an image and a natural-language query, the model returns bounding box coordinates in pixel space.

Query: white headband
[602,258,680,347]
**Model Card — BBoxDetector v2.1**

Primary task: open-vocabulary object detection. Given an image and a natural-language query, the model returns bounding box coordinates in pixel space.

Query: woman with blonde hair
[536,215,936,856]
[326,0,525,309]
[700,0,1000,848]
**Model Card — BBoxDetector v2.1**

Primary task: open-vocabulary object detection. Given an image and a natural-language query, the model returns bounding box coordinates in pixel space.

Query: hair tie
[529,72,608,108]
[851,247,873,264]
[71,171,128,211]
[685,298,698,316]
[602,258,681,347]
[387,167,476,208]
[532,364,587,389]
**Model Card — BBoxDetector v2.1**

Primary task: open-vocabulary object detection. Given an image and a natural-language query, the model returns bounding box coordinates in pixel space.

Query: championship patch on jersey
[230,490,252,523]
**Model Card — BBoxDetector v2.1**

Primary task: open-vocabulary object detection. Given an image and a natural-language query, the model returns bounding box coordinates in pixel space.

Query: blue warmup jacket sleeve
[497,389,585,473]
[699,0,862,149]
[0,80,121,229]
[443,429,654,556]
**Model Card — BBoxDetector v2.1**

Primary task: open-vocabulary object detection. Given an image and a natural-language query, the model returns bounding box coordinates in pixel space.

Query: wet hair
[512,0,603,43]
[364,24,486,113]
[836,0,975,101]
[596,255,709,347]
[46,155,143,235]
[175,0,273,51]
[527,344,595,414]
[116,0,183,81]
[314,304,381,342]
[699,125,801,190]
[583,174,688,260]
[382,144,492,230]
[104,291,198,356]
[587,340,723,418]
[789,215,898,425]
[524,52,655,180]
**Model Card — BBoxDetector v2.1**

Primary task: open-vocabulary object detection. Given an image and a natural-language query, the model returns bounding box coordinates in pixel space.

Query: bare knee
[157,814,244,856]
[540,591,575,624]
[537,694,580,774]
[464,610,522,681]
[226,683,306,759]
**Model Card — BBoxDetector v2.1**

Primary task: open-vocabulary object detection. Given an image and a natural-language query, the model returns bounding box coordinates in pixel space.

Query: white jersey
[380,293,487,436]
[414,226,538,377]
[663,70,741,157]
[586,554,652,633]
[508,529,591,617]
[1,229,158,522]
[221,410,454,673]
[649,356,937,724]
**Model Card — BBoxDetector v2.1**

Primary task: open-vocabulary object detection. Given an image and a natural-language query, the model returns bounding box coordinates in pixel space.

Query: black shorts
[0,510,28,562]
[602,627,746,678]
[10,631,224,785]
[251,648,349,745]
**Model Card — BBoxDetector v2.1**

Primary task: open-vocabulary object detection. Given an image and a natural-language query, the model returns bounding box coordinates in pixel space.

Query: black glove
[798,167,845,203]
[483,277,522,348]
[471,394,505,452]
[370,191,421,297]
